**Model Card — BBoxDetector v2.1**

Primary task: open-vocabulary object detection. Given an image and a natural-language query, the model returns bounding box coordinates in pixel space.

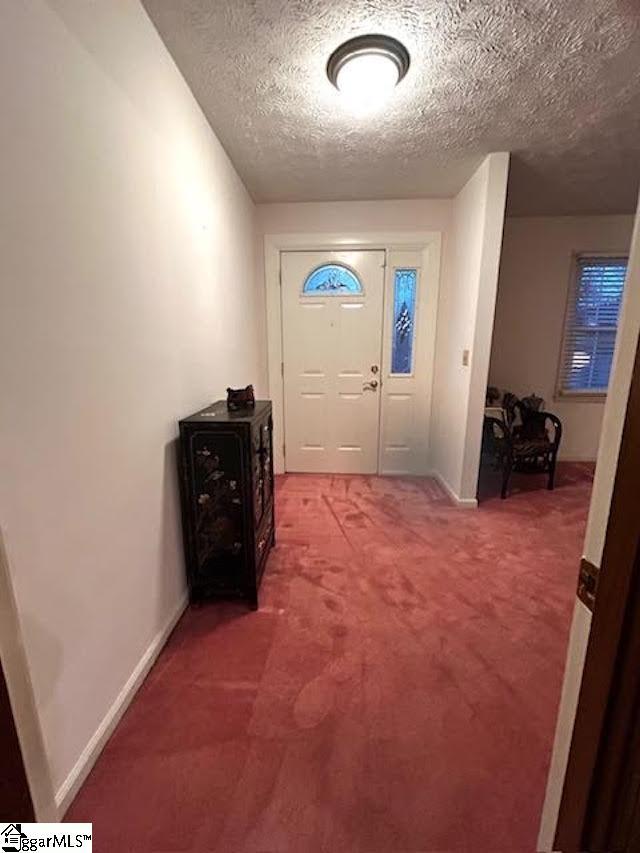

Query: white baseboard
[55,592,188,815]
[429,471,478,508]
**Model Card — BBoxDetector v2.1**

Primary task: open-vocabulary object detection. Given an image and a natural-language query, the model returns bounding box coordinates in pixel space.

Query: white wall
[538,198,640,851]
[489,216,634,460]
[256,198,452,236]
[0,0,263,808]
[430,153,510,504]
[256,200,452,298]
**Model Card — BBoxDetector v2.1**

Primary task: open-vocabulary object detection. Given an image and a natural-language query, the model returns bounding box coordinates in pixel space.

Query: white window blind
[558,256,628,395]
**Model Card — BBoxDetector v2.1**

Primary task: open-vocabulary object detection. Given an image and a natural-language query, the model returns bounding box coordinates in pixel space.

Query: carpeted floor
[67,463,594,852]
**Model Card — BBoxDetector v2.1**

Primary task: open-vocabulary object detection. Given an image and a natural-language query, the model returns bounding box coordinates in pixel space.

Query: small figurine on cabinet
[226,385,255,411]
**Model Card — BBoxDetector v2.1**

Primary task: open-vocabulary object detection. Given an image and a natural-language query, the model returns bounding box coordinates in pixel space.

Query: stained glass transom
[302,263,363,294]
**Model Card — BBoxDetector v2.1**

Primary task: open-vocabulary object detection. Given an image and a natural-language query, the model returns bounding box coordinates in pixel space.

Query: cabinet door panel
[251,423,264,526]
[262,418,273,508]
[255,506,274,582]
[190,430,245,591]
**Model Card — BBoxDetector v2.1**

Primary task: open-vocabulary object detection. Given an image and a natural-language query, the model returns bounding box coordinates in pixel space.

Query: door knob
[363,379,379,391]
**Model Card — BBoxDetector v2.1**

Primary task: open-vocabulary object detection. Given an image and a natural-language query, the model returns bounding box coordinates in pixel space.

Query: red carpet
[67,464,593,852]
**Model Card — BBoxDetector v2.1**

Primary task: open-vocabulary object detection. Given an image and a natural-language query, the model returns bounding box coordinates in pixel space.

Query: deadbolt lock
[371,365,379,374]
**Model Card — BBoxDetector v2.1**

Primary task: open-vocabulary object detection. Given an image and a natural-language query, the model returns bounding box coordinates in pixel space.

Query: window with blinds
[558,255,628,395]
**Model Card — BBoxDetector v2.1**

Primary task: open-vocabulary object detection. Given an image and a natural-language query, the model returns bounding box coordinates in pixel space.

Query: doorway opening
[478,183,639,851]
[481,218,633,506]
[265,233,442,477]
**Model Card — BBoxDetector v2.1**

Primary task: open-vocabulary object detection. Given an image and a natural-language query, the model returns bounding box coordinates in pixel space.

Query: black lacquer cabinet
[178,400,274,608]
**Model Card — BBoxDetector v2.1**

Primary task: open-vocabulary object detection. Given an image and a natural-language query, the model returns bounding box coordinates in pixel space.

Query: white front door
[281,250,385,473]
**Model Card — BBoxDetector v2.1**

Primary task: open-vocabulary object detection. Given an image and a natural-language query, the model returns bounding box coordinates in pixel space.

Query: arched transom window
[302,263,363,294]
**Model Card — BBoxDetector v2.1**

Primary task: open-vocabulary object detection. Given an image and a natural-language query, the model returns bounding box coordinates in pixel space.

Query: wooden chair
[484,399,563,499]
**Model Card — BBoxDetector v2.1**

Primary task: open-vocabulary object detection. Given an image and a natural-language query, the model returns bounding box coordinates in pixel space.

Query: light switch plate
[462,349,470,367]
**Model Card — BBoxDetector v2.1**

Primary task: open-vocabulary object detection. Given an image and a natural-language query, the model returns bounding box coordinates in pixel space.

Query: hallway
[67,465,593,852]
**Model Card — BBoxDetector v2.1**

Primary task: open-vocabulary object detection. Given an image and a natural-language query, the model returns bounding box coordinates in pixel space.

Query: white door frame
[0,526,58,821]
[265,231,442,474]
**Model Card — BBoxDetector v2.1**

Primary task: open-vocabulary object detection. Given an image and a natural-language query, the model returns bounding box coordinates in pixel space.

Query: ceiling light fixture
[327,34,410,116]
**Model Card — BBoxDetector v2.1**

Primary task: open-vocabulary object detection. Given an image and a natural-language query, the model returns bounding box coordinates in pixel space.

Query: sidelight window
[391,268,417,374]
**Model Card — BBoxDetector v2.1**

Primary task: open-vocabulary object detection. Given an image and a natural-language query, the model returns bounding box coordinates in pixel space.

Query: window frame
[556,251,628,402]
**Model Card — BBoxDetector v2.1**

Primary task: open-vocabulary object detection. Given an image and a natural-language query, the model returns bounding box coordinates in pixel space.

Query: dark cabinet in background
[178,400,274,608]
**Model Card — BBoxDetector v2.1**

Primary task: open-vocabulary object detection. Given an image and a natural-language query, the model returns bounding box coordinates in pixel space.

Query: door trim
[0,527,58,821]
[265,231,442,474]
[554,332,640,850]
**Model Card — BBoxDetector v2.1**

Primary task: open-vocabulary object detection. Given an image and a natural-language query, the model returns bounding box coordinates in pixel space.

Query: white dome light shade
[336,53,399,115]
[327,35,410,116]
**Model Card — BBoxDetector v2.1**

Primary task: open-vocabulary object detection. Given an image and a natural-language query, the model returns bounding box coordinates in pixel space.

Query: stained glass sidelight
[392,268,417,374]
[302,263,363,294]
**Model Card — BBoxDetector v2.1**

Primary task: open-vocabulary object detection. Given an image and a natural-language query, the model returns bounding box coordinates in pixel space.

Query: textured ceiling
[142,0,640,214]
